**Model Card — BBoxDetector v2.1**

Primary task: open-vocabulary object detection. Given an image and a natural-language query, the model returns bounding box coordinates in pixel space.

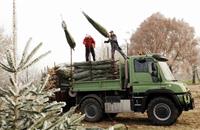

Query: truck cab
[63,54,194,125]
[127,54,194,125]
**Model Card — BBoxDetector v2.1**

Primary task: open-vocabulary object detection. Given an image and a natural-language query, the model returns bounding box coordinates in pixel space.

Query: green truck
[57,54,194,125]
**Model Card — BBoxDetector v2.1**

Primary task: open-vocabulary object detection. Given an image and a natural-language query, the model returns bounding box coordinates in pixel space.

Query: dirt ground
[84,85,200,130]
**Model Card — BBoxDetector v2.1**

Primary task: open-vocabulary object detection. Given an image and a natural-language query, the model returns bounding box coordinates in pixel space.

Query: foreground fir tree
[0,38,84,130]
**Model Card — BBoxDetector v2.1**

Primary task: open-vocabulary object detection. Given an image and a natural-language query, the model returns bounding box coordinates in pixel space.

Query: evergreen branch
[44,113,69,130]
[42,101,65,112]
[4,95,16,107]
[8,85,17,96]
[41,121,49,130]
[64,106,78,118]
[5,50,16,71]
[69,114,85,126]
[40,88,60,98]
[19,37,32,67]
[19,51,51,72]
[28,111,57,130]
[38,74,50,93]
[42,108,62,114]
[19,81,34,96]
[9,76,17,87]
[20,109,41,115]
[9,76,18,93]
[48,88,60,94]
[29,91,38,96]
[45,117,66,130]
[15,103,24,110]
[0,62,15,72]
[18,42,43,69]
[45,106,82,130]
[0,87,10,97]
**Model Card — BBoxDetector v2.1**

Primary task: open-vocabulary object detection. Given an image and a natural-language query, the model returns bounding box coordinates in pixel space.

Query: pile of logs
[45,60,119,89]
[73,60,119,81]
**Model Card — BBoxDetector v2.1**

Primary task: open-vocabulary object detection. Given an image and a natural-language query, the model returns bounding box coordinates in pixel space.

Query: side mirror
[151,71,161,82]
[149,63,158,76]
[150,63,161,82]
[151,71,158,77]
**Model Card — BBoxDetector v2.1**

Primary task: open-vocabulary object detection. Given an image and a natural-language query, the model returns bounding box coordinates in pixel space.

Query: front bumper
[179,91,194,111]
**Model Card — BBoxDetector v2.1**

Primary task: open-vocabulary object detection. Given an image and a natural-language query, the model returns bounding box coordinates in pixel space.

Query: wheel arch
[145,89,181,111]
[79,94,104,109]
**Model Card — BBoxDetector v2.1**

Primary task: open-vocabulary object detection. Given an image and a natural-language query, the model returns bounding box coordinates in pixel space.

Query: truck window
[134,59,160,82]
[134,59,149,72]
[158,61,175,81]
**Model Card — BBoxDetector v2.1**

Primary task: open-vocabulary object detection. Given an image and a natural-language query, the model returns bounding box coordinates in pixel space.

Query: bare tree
[128,12,199,74]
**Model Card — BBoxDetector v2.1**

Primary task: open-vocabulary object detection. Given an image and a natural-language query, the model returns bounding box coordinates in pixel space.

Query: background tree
[128,12,199,76]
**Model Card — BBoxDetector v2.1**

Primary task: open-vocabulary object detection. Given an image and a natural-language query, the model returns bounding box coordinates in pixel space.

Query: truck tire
[147,97,178,125]
[80,98,103,122]
[178,108,183,117]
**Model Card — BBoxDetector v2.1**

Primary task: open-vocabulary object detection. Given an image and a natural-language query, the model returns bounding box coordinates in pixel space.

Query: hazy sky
[0,0,200,68]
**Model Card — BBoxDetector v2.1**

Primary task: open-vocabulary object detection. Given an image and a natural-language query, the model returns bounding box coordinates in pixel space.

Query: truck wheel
[178,108,183,117]
[80,98,103,122]
[147,97,178,125]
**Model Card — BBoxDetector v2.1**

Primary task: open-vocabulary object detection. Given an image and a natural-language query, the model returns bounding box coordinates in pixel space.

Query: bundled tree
[129,12,199,73]
[0,39,84,130]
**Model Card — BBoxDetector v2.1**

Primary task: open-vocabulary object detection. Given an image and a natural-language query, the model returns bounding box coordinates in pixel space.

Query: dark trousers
[86,47,95,61]
[111,47,128,61]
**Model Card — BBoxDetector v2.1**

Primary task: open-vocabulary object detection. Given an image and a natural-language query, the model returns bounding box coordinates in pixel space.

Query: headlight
[183,92,191,104]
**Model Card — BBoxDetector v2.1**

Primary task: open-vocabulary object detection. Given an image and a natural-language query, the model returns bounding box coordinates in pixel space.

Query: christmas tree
[0,38,84,130]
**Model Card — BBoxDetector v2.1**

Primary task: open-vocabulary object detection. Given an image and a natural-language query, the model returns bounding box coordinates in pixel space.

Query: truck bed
[72,79,122,92]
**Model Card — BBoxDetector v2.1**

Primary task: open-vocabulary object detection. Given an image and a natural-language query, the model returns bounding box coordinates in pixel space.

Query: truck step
[131,96,146,112]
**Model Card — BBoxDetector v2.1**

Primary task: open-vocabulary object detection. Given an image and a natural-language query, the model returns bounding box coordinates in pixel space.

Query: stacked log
[44,67,60,90]
[73,60,119,81]
[55,63,72,87]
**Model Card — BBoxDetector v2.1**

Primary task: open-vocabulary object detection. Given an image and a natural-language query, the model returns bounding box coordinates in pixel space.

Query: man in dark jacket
[83,34,96,61]
[104,30,127,60]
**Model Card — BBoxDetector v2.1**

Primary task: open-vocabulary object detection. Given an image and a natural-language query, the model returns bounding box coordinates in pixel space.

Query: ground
[84,85,200,130]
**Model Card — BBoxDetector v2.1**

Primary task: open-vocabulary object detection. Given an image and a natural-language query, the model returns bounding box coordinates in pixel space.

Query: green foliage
[0,39,84,130]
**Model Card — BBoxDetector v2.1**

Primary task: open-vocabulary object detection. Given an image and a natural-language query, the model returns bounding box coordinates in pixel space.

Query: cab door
[130,58,161,93]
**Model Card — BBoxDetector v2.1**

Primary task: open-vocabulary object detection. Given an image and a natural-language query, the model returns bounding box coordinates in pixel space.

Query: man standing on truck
[104,30,128,60]
[83,34,96,61]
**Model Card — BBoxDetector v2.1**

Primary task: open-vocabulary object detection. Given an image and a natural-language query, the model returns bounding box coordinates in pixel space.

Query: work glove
[92,44,95,48]
[104,40,109,43]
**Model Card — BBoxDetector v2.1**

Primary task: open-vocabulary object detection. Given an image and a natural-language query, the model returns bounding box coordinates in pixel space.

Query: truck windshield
[158,62,175,81]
